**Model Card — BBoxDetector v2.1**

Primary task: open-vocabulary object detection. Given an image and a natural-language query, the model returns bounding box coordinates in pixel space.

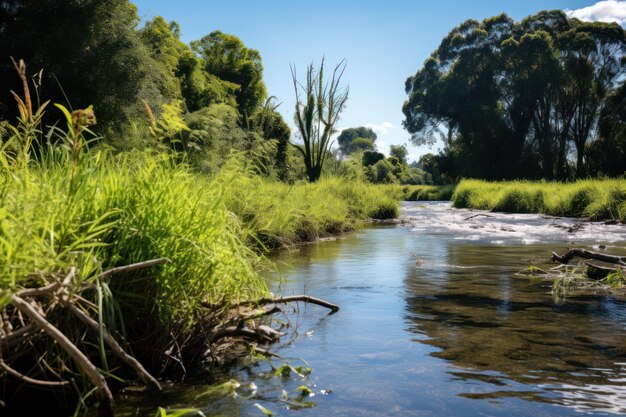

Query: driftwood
[464,213,494,221]
[551,248,626,281]
[10,294,115,415]
[551,248,626,266]
[1,260,170,415]
[2,258,340,415]
[232,295,340,313]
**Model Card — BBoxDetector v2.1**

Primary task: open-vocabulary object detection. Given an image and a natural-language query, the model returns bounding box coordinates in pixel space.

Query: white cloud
[565,1,626,26]
[365,122,396,136]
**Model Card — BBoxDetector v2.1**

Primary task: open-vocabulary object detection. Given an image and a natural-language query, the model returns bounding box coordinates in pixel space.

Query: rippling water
[117,202,626,417]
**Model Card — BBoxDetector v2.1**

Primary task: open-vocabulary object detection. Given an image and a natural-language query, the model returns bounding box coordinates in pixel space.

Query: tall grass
[401,184,456,201]
[217,158,400,249]
[453,179,626,221]
[0,149,268,325]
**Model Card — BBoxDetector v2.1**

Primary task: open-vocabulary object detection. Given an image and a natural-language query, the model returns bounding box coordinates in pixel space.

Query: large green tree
[337,126,377,156]
[403,10,625,180]
[192,31,267,124]
[0,0,155,132]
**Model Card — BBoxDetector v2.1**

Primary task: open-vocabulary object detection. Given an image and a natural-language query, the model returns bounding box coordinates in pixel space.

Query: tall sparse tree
[291,59,349,182]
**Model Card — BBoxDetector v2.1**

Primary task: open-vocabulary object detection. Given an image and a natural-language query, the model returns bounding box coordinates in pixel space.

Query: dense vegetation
[404,10,625,182]
[0,0,624,414]
[453,179,626,221]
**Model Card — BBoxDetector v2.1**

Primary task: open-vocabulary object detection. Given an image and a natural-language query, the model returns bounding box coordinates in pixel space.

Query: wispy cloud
[565,1,626,26]
[365,122,396,136]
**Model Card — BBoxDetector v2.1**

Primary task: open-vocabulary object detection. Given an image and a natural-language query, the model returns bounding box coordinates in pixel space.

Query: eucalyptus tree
[403,9,625,180]
[291,59,349,182]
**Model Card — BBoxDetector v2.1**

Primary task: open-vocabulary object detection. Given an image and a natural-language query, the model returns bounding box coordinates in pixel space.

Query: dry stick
[99,258,171,279]
[236,295,340,313]
[551,248,626,266]
[464,213,495,221]
[10,295,114,416]
[17,282,60,298]
[0,324,41,351]
[65,302,162,392]
[0,359,69,387]
[251,345,283,359]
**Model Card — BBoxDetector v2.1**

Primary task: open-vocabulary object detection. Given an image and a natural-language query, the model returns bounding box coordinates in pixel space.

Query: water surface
[119,202,626,416]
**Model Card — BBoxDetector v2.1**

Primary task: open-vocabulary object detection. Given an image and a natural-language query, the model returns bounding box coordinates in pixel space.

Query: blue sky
[132,0,624,162]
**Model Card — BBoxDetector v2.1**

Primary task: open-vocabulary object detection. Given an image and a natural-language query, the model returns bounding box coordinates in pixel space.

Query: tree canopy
[403,10,625,180]
[337,126,377,156]
[192,31,267,125]
[0,0,152,132]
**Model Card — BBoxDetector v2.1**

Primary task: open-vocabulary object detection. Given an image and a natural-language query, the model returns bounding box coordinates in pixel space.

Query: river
[118,201,626,416]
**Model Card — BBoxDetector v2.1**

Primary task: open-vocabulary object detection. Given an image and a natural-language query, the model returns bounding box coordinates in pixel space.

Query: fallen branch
[551,248,626,266]
[210,326,276,344]
[234,295,340,313]
[65,302,162,392]
[9,295,114,416]
[0,359,69,387]
[239,306,282,322]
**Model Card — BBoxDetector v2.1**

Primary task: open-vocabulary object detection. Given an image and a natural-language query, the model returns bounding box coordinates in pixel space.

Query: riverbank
[453,179,626,222]
[0,150,399,414]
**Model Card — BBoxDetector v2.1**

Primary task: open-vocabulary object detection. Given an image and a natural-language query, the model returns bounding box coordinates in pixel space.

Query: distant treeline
[403,11,625,182]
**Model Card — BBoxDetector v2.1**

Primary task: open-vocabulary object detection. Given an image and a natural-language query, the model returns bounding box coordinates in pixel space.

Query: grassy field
[453,179,626,221]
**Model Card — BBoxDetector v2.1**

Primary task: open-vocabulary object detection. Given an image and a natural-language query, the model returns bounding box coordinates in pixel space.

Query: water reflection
[403,214,626,414]
[114,202,626,416]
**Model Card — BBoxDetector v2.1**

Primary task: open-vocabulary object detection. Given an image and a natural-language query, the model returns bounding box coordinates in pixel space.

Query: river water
[118,202,626,417]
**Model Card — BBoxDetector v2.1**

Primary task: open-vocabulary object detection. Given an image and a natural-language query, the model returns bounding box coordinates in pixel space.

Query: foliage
[192,31,267,123]
[218,158,399,249]
[291,59,349,182]
[452,179,626,221]
[403,184,456,201]
[403,11,625,181]
[0,0,155,133]
[337,126,377,156]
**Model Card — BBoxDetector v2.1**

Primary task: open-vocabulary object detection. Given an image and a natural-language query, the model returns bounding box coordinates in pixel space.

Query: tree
[291,59,349,182]
[389,144,408,163]
[0,0,155,133]
[251,96,292,179]
[587,81,626,176]
[417,153,443,184]
[337,126,377,156]
[403,10,625,181]
[192,31,267,124]
[363,150,385,166]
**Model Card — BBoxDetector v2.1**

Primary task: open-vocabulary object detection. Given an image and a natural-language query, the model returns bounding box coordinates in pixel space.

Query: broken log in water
[551,248,626,266]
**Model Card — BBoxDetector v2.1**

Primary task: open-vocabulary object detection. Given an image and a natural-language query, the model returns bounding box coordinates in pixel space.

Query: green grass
[0,150,267,325]
[452,179,626,221]
[0,149,400,326]
[401,184,456,201]
[218,158,400,249]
